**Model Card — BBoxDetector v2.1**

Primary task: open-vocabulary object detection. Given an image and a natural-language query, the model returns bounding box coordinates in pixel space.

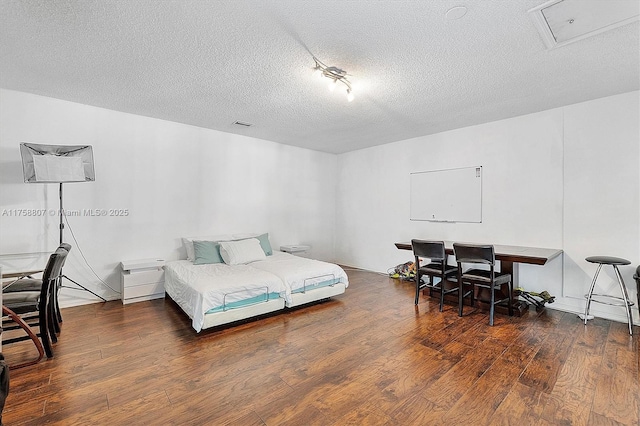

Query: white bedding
[252,251,349,293]
[164,252,349,332]
[164,260,287,332]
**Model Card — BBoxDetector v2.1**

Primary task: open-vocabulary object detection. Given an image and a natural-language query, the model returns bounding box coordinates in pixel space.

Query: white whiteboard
[410,166,482,223]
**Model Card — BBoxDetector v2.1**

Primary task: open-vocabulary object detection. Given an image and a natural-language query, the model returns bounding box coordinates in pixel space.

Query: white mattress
[164,260,287,332]
[164,253,349,332]
[252,251,349,293]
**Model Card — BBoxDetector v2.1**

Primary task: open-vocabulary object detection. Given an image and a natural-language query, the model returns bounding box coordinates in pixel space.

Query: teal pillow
[256,233,273,256]
[193,240,224,264]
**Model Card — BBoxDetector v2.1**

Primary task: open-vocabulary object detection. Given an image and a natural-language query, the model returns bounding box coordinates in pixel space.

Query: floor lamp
[19,143,106,302]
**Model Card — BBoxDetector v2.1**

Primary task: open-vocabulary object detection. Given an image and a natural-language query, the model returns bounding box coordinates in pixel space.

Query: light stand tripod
[19,142,106,303]
[57,183,106,302]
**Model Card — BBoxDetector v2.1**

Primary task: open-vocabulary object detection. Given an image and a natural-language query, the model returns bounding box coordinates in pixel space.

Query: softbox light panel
[20,143,95,183]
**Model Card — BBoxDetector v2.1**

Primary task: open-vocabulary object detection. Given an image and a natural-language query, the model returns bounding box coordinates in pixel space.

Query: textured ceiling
[1,0,638,154]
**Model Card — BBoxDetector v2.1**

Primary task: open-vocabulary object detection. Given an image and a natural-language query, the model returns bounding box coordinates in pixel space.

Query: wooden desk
[395,241,561,266]
[395,241,563,315]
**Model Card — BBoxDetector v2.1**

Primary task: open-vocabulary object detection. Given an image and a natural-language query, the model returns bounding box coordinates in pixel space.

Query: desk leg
[500,261,528,315]
[501,261,518,286]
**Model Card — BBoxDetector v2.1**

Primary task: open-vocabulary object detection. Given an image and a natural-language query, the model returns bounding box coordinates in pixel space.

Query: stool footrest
[584,293,635,307]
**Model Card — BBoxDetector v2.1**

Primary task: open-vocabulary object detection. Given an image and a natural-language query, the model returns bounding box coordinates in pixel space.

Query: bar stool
[582,256,634,335]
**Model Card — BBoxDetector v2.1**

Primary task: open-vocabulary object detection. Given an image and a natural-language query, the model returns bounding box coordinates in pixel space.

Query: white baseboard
[546,296,638,325]
[58,294,120,309]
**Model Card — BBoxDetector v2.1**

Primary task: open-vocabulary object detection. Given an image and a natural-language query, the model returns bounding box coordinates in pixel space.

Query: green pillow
[193,240,224,264]
[256,233,273,256]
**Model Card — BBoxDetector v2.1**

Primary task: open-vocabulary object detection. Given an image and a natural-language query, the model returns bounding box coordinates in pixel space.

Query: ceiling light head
[346,89,354,102]
[323,66,347,80]
[312,56,354,101]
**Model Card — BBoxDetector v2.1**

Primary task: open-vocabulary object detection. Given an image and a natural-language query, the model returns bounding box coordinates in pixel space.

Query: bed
[164,260,287,332]
[251,252,348,307]
[164,234,348,332]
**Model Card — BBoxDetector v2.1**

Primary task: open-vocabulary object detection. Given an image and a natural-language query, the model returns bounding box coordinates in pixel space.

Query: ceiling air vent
[528,0,639,50]
[233,121,252,127]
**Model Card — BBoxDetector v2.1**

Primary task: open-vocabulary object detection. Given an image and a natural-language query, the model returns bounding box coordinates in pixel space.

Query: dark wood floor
[2,268,639,425]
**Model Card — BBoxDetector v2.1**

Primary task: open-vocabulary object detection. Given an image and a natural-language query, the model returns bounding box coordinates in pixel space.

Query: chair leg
[613,265,634,336]
[489,282,496,326]
[48,282,60,342]
[507,281,514,317]
[39,304,54,359]
[583,264,603,324]
[47,300,58,343]
[415,274,421,305]
[2,306,45,369]
[439,278,445,312]
[458,277,464,317]
[55,279,63,325]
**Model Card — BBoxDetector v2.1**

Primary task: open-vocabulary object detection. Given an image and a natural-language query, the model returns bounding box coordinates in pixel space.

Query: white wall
[2,88,638,324]
[560,92,639,321]
[0,89,337,307]
[336,91,639,324]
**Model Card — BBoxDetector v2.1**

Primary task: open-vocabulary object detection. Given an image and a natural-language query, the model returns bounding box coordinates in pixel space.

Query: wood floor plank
[388,393,449,425]
[307,376,385,422]
[220,410,266,426]
[329,399,395,425]
[423,337,508,409]
[251,386,330,426]
[43,390,172,426]
[591,322,640,425]
[541,347,602,424]
[490,382,557,426]
[587,411,634,426]
[518,311,582,393]
[2,268,638,425]
[418,314,483,351]
[441,356,522,425]
[377,341,458,403]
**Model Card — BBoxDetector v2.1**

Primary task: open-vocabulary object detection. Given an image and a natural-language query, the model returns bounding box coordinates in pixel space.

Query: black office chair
[0,353,8,425]
[2,246,68,368]
[411,240,458,311]
[453,243,513,326]
[3,243,71,342]
[634,266,640,319]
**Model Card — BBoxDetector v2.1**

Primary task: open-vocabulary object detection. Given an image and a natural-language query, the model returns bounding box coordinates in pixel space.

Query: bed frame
[286,273,347,307]
[198,282,346,329]
[200,297,285,329]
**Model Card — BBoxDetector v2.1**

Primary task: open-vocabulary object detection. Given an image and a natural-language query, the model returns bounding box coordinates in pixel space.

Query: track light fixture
[312,57,354,102]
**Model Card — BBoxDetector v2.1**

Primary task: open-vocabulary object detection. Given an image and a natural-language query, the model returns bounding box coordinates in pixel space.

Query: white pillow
[219,238,266,265]
[183,235,232,261]
[231,233,258,240]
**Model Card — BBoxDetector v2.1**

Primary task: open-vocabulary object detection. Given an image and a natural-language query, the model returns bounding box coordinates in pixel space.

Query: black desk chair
[411,240,457,311]
[0,353,8,424]
[453,243,513,326]
[3,243,71,341]
[2,246,68,368]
